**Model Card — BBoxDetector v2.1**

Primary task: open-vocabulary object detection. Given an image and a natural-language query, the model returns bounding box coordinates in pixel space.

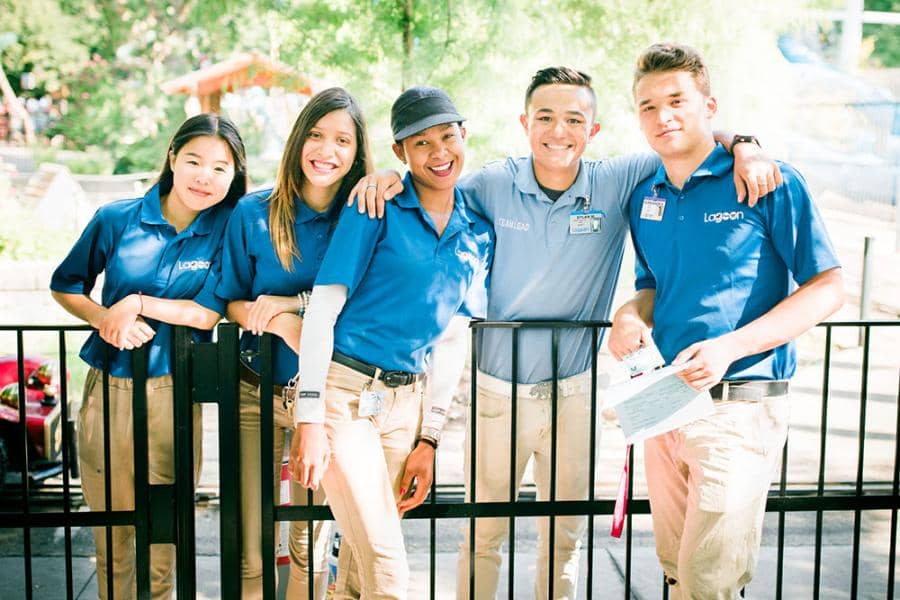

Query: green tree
[863,0,900,67]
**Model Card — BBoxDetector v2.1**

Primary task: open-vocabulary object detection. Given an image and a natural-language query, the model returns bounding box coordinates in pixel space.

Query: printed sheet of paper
[606,365,714,444]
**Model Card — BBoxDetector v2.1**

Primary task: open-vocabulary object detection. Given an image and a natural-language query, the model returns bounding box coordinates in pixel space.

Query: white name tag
[569,209,604,235]
[640,197,666,221]
[358,390,384,417]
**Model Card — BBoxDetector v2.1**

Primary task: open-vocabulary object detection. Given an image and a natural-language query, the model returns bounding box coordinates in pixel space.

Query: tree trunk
[402,0,413,90]
[0,64,35,145]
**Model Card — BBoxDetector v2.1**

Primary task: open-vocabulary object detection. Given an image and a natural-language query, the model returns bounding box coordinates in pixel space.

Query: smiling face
[520,83,600,185]
[635,70,717,160]
[300,109,358,201]
[168,135,235,214]
[392,122,466,195]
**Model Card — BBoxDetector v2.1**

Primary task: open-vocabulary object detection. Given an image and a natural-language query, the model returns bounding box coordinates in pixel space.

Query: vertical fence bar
[217,323,242,600]
[132,347,151,599]
[468,325,477,600]
[586,326,598,600]
[58,331,74,600]
[429,451,437,600]
[851,325,870,600]
[548,328,559,600]
[16,331,33,599]
[102,348,114,600]
[624,446,634,600]
[813,326,832,598]
[888,368,900,600]
[508,328,518,600]
[260,334,276,600]
[173,326,197,599]
[775,437,788,600]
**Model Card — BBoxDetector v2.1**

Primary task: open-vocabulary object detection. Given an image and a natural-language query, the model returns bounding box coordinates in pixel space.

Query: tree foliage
[3,0,805,172]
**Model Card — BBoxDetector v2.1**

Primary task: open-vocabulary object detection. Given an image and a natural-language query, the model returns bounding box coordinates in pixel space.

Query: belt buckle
[381,371,409,388]
[282,373,298,411]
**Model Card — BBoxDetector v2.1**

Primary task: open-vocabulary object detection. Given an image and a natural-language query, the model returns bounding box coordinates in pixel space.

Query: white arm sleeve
[422,315,470,441]
[294,284,347,425]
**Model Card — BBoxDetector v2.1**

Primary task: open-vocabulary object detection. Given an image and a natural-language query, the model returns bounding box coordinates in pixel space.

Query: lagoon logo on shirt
[703,211,744,224]
[177,259,211,271]
[497,217,530,232]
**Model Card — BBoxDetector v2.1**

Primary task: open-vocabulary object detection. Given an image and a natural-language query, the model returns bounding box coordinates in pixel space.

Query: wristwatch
[730,134,760,152]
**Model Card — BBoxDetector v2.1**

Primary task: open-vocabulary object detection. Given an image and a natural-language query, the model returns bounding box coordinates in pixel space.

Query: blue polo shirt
[315,172,493,373]
[214,189,337,385]
[630,144,840,380]
[459,153,658,383]
[50,184,231,378]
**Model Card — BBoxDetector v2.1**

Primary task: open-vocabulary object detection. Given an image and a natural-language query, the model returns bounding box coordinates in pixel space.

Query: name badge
[640,197,666,221]
[569,209,604,235]
[358,390,384,417]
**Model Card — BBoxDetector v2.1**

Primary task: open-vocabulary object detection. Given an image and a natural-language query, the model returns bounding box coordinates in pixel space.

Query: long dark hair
[154,113,248,208]
[269,87,373,270]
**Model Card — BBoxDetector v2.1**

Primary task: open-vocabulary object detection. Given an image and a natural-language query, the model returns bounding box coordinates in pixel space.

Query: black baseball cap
[391,86,465,142]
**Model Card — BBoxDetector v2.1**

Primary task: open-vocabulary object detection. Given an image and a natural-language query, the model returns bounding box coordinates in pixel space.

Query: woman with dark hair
[50,113,247,599]
[213,87,372,599]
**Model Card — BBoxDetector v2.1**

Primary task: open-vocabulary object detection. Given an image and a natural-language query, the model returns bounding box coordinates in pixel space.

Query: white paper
[606,365,714,444]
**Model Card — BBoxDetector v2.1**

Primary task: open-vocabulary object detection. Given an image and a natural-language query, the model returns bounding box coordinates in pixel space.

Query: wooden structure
[161,52,313,114]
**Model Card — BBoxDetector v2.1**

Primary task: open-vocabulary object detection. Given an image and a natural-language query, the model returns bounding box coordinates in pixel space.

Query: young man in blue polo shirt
[609,43,843,599]
[354,67,782,599]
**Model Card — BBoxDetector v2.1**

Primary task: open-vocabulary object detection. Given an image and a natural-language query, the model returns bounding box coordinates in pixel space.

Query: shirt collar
[295,196,334,224]
[140,183,219,236]
[396,171,474,234]
[650,143,733,190]
[514,156,589,205]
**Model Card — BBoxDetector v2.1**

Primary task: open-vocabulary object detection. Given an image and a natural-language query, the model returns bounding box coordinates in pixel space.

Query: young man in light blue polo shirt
[608,43,843,599]
[353,66,782,599]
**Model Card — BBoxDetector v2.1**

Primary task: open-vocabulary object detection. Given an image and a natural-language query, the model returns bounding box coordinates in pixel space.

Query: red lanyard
[610,444,631,538]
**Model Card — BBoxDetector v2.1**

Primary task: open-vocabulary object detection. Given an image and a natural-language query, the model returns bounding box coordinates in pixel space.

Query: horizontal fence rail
[0,320,897,599]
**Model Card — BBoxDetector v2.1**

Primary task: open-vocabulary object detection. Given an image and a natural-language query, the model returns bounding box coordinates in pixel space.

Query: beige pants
[645,394,790,600]
[320,361,423,600]
[457,370,597,600]
[77,368,202,600]
[239,381,331,599]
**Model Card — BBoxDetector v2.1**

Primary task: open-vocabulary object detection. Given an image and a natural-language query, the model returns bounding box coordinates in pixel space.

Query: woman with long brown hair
[214,87,372,599]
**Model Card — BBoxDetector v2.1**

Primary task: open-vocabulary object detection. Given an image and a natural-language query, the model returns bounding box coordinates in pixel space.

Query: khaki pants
[321,362,423,600]
[457,370,598,600]
[238,381,330,599]
[645,394,790,600]
[77,368,202,600]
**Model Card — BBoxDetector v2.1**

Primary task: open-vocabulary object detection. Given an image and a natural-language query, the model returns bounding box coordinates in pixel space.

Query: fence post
[217,323,243,599]
[859,236,874,345]
[173,326,197,598]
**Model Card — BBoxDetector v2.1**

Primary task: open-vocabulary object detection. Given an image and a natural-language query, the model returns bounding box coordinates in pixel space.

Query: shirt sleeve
[457,169,490,220]
[629,192,657,291]
[766,164,841,286]
[295,284,348,424]
[313,203,384,296]
[421,315,469,441]
[597,152,661,221]
[192,244,228,315]
[50,207,111,295]
[213,202,256,303]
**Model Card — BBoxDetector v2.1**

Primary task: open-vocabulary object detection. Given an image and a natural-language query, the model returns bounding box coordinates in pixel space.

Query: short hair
[524,66,596,114]
[633,43,711,96]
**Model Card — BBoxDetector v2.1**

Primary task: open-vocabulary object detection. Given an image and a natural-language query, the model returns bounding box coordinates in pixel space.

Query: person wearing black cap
[288,86,494,598]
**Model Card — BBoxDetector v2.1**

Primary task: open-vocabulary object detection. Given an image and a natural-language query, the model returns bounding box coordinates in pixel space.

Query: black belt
[332,351,422,388]
[710,380,788,402]
[239,362,287,397]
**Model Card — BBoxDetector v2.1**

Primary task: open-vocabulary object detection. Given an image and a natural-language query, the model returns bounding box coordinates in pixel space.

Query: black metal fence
[0,320,897,599]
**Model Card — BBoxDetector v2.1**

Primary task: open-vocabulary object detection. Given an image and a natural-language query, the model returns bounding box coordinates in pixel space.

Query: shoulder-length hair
[269,87,373,270]
[154,113,249,207]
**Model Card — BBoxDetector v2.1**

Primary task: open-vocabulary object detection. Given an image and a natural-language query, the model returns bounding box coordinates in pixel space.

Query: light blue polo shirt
[50,184,231,378]
[213,189,338,385]
[459,153,658,383]
[315,172,493,373]
[630,144,840,380]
